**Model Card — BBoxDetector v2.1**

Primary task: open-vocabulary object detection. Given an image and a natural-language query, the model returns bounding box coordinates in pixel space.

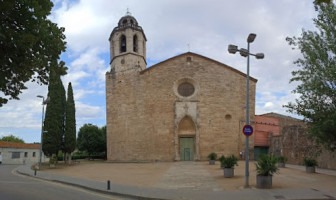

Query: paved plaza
[17,160,336,200]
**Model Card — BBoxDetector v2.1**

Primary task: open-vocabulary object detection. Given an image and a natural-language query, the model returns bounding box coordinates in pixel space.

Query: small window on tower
[133,35,138,52]
[120,35,126,53]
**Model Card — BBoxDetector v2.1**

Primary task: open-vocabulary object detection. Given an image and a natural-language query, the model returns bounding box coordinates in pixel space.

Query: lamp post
[37,95,50,168]
[228,33,264,188]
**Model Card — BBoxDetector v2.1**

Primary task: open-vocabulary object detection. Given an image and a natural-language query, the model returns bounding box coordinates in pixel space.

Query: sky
[0,0,318,143]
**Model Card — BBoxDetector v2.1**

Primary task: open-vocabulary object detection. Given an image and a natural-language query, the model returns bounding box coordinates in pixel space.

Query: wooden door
[180,137,194,161]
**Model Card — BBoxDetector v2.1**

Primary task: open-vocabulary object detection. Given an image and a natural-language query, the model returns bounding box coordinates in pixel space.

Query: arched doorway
[178,116,196,161]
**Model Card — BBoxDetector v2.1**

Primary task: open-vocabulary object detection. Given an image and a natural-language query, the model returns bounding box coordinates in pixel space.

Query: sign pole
[245,41,251,188]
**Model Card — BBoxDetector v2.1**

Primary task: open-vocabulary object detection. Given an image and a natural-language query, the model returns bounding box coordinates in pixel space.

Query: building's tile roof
[0,141,40,149]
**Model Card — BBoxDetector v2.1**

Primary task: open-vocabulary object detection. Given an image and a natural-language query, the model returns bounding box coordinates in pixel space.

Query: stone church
[106,13,257,161]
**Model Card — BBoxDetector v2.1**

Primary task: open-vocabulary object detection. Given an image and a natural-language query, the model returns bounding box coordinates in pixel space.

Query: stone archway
[178,116,196,161]
[174,101,199,161]
[178,116,195,135]
[174,114,199,161]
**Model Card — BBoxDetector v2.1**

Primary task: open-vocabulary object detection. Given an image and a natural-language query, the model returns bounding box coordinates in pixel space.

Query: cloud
[76,101,103,119]
[1,0,318,143]
[75,101,105,129]
[0,82,48,129]
[73,89,95,100]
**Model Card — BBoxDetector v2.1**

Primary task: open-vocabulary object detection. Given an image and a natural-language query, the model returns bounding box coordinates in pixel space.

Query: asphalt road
[0,165,130,200]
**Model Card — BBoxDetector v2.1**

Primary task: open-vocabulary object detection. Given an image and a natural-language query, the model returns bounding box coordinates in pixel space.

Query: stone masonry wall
[266,113,336,170]
[106,52,256,161]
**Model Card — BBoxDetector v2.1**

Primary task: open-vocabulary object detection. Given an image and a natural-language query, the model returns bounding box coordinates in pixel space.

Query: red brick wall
[254,115,279,146]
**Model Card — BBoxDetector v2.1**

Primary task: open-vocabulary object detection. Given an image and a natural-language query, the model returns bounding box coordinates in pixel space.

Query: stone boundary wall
[269,125,336,170]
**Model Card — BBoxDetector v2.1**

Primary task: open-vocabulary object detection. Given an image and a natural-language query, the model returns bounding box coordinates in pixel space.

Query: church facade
[106,14,257,161]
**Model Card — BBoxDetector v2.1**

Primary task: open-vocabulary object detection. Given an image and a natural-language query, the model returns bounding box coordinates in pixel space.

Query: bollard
[34,170,37,176]
[107,180,110,190]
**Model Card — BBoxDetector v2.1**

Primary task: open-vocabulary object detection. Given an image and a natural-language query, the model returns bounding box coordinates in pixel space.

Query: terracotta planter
[277,162,285,168]
[306,166,316,173]
[223,168,234,178]
[209,160,215,165]
[256,175,272,189]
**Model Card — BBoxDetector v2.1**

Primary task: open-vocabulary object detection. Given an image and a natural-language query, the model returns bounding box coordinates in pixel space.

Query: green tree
[0,0,67,107]
[101,125,107,155]
[0,134,24,143]
[285,2,336,151]
[43,65,66,158]
[77,124,105,156]
[64,82,76,163]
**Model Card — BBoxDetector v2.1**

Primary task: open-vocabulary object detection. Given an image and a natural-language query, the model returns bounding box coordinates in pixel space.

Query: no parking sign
[243,125,253,137]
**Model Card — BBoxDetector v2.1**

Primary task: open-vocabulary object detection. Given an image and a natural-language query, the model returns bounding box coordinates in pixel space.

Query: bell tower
[108,12,147,74]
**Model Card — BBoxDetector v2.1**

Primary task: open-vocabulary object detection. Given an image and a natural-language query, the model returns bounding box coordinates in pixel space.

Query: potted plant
[49,156,56,168]
[220,155,238,178]
[256,154,279,189]
[207,152,217,165]
[303,157,318,173]
[277,156,287,168]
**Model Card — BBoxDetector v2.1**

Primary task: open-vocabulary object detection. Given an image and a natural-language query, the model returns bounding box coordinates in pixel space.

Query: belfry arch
[133,35,138,52]
[120,35,126,53]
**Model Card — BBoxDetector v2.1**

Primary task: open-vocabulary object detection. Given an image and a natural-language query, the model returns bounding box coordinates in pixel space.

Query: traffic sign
[243,125,253,137]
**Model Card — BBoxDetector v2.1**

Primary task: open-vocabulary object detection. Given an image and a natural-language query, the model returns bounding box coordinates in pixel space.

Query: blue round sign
[243,125,253,137]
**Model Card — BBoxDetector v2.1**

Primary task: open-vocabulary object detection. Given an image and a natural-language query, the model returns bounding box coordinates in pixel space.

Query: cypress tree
[43,64,66,158]
[64,82,76,163]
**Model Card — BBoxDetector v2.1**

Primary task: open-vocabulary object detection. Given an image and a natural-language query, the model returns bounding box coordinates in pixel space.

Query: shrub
[277,156,287,163]
[220,155,238,168]
[207,152,218,160]
[303,157,318,167]
[256,154,279,176]
[49,155,56,164]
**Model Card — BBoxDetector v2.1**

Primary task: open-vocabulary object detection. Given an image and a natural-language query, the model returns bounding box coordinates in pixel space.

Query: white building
[0,141,48,165]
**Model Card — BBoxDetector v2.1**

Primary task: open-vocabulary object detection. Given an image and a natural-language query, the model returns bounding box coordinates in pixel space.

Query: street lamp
[228,33,264,188]
[37,95,50,168]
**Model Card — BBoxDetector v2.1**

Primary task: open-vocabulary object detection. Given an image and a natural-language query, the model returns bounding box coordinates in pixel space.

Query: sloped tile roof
[0,141,40,149]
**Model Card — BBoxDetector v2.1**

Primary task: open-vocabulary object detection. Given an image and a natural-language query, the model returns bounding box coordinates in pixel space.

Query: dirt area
[43,160,336,192]
[43,160,173,187]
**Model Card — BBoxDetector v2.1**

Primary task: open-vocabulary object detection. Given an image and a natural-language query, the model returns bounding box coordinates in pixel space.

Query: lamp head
[239,48,248,57]
[37,95,44,98]
[255,53,265,59]
[43,97,50,104]
[228,44,238,54]
[247,33,256,43]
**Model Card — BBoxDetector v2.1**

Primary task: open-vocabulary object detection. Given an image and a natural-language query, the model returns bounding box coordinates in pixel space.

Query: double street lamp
[37,95,50,168]
[228,33,264,187]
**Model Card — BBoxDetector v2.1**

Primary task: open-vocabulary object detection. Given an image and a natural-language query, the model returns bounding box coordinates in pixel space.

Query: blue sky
[0,0,317,143]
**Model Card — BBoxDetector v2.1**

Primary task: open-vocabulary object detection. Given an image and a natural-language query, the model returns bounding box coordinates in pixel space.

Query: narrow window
[24,152,28,157]
[33,152,36,157]
[120,35,126,53]
[133,35,138,52]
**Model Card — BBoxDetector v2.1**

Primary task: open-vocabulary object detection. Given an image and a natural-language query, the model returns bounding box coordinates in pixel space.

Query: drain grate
[324,194,335,199]
[274,195,286,199]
